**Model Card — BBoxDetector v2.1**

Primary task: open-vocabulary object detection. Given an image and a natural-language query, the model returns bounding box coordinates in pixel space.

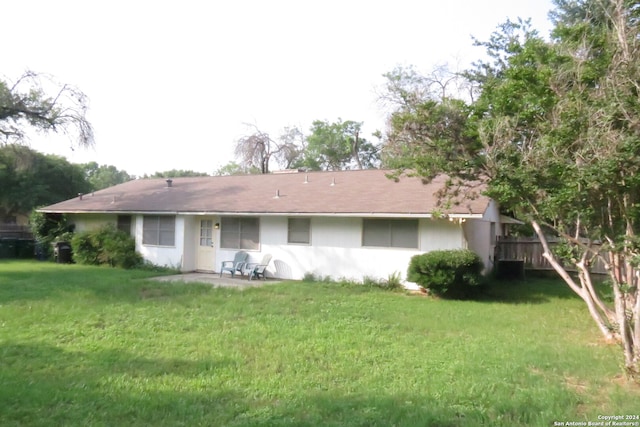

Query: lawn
[0,261,638,426]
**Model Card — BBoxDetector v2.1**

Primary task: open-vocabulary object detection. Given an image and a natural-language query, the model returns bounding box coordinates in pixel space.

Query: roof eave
[38,209,486,218]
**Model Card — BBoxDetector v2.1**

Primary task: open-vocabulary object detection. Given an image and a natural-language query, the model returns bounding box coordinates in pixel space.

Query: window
[362,219,418,248]
[220,217,259,250]
[200,219,213,246]
[288,218,310,244]
[142,215,175,246]
[117,215,132,235]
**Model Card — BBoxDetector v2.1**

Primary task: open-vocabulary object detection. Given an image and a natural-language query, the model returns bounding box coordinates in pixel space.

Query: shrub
[302,272,333,283]
[30,211,73,259]
[362,272,404,291]
[71,225,142,269]
[407,249,484,298]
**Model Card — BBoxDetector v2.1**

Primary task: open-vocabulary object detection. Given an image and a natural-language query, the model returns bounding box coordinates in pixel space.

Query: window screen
[288,218,310,244]
[221,217,259,250]
[117,215,132,235]
[362,219,418,248]
[142,215,175,246]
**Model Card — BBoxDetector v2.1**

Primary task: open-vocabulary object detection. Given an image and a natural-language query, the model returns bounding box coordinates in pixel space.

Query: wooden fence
[0,225,33,239]
[495,236,609,275]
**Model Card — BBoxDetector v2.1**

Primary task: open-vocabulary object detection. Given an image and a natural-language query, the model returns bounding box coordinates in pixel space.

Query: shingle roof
[39,169,490,217]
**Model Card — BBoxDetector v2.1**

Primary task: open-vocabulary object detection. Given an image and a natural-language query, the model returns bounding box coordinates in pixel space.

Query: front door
[196,218,216,272]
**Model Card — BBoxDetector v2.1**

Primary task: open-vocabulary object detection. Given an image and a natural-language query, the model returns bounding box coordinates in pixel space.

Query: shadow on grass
[0,341,559,427]
[476,277,585,305]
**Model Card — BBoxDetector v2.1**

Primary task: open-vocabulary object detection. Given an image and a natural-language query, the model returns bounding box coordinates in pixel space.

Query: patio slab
[149,272,282,289]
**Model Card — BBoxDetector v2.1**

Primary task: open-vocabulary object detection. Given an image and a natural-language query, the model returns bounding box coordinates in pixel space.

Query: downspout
[460,219,469,250]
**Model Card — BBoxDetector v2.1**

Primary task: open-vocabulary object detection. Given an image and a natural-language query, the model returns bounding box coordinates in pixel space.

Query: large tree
[234,124,302,174]
[0,145,91,221]
[380,65,481,180]
[81,162,134,191]
[297,119,380,171]
[0,71,93,147]
[382,0,640,380]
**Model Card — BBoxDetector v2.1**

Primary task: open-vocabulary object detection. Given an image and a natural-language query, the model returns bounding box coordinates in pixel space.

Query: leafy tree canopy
[380,0,640,379]
[0,144,91,220]
[81,161,134,191]
[0,71,93,147]
[144,169,209,178]
[233,121,380,173]
[296,119,380,171]
[214,161,261,176]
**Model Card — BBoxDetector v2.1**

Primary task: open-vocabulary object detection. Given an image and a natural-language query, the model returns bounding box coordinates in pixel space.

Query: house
[39,169,506,284]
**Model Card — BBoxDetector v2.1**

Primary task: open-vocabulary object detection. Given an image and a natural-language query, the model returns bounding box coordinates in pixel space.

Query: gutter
[38,209,485,219]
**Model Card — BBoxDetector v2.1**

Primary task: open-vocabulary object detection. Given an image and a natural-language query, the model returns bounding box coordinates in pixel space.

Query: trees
[297,119,380,171]
[472,2,640,380]
[144,170,209,178]
[380,66,480,180]
[0,145,91,221]
[381,0,640,379]
[233,121,379,173]
[214,161,261,176]
[0,71,93,147]
[234,124,302,174]
[81,162,134,191]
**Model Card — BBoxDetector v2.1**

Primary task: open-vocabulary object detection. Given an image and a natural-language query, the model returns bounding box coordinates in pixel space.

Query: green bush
[71,225,142,269]
[30,211,73,259]
[407,249,484,298]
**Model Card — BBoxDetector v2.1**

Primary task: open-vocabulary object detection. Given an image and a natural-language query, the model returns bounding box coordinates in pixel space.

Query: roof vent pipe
[304,174,309,184]
[166,179,173,188]
[330,177,336,186]
[274,189,280,199]
[78,193,83,200]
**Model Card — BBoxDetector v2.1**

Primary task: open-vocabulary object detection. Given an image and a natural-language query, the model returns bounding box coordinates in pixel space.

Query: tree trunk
[534,219,639,379]
[532,221,616,341]
[634,287,640,371]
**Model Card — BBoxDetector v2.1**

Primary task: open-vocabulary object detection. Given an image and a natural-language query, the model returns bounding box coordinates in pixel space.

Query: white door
[196,218,217,272]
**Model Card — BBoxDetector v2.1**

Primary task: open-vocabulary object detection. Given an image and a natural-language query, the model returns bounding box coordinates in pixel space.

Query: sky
[2,0,555,177]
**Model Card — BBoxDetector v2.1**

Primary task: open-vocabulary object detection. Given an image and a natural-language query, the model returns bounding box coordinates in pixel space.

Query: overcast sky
[2,0,555,176]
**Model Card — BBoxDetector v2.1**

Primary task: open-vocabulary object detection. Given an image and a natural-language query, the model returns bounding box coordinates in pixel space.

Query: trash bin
[53,241,72,263]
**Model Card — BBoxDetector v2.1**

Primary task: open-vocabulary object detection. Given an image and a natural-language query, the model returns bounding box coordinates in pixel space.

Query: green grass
[0,261,637,426]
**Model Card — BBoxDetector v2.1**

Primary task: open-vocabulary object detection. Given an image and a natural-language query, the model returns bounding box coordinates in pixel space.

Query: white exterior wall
[463,200,502,273]
[181,216,198,271]
[68,213,117,232]
[216,216,468,283]
[69,212,494,281]
[134,215,186,270]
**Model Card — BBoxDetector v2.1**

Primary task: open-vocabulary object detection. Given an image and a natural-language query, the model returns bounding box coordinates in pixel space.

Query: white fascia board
[182,212,486,219]
[445,213,484,219]
[38,210,485,219]
[181,212,446,218]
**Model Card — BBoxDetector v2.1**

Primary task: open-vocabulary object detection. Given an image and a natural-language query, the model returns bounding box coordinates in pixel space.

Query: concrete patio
[149,272,282,289]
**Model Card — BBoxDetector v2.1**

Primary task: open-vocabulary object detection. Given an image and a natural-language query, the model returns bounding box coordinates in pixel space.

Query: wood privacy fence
[495,236,609,275]
[0,225,33,239]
